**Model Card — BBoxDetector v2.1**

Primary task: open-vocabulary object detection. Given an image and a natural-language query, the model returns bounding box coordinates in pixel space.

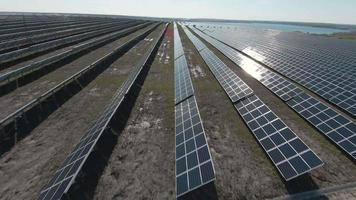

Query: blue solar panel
[174,23,185,60]
[287,93,356,159]
[175,96,215,197]
[189,25,356,160]
[200,48,254,103]
[182,24,323,180]
[175,56,194,104]
[39,23,169,200]
[235,95,323,180]
[174,23,215,198]
[191,28,303,102]
[193,24,356,117]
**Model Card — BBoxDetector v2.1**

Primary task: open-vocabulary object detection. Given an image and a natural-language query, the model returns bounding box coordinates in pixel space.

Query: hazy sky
[1,0,356,25]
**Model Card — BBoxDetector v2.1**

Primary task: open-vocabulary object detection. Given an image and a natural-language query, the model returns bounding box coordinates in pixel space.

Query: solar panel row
[0,23,150,84]
[194,25,356,117]
[0,21,142,65]
[183,27,253,103]
[182,24,323,181]
[39,23,168,200]
[174,56,194,104]
[174,23,184,60]
[174,23,215,198]
[183,27,206,52]
[235,95,323,180]
[191,28,303,102]
[200,49,254,103]
[189,26,356,161]
[175,96,215,197]
[287,93,356,159]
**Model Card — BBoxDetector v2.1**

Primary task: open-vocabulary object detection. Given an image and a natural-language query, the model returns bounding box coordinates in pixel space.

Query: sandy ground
[178,25,356,199]
[92,24,175,200]
[0,25,163,200]
[0,25,155,119]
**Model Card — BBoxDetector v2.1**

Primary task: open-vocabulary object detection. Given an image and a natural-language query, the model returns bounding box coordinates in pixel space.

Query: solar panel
[199,48,253,103]
[235,95,323,180]
[194,25,356,117]
[183,25,323,180]
[39,23,168,200]
[181,26,253,103]
[191,26,356,161]
[174,53,194,104]
[174,23,185,60]
[287,93,356,159]
[39,94,123,200]
[183,27,206,52]
[174,22,215,199]
[175,96,215,197]
[190,27,303,102]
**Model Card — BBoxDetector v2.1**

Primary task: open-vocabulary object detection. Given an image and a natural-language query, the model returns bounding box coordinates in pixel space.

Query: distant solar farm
[0,13,355,200]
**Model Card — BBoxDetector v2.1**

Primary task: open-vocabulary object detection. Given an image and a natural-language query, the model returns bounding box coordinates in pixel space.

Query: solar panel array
[174,23,215,198]
[0,24,158,156]
[189,26,356,161]
[193,24,356,117]
[235,95,323,180]
[200,49,254,103]
[287,93,356,159]
[39,24,168,200]
[174,23,195,104]
[182,24,323,181]
[182,26,253,103]
[191,28,303,102]
[39,70,129,200]
[0,23,150,84]
[183,27,206,52]
[0,20,141,65]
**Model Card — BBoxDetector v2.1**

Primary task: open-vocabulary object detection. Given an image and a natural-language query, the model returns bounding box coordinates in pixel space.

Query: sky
[1,0,356,25]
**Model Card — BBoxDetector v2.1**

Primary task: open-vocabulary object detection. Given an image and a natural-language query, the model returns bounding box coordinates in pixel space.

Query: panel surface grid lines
[182,25,253,103]
[191,25,356,160]
[38,117,105,200]
[200,48,253,103]
[183,25,323,180]
[235,94,323,180]
[174,26,194,104]
[190,27,303,102]
[287,93,356,159]
[195,25,356,117]
[38,24,166,199]
[174,23,184,60]
[175,96,215,197]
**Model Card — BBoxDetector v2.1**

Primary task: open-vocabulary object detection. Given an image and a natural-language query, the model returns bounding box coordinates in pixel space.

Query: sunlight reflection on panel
[242,47,265,62]
[237,49,263,80]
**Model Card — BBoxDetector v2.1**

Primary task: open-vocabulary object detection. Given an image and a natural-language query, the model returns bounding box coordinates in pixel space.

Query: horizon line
[1,10,355,26]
